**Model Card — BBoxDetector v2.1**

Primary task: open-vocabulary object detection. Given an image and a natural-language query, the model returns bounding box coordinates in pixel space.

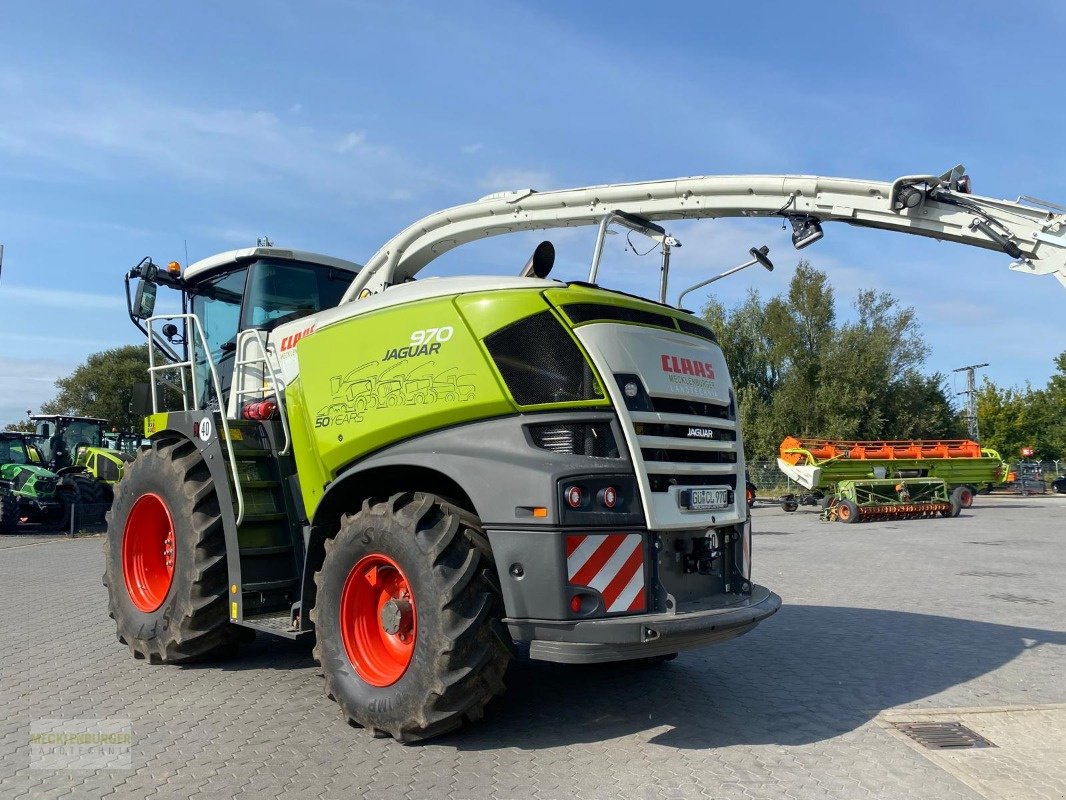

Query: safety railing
[232,328,291,456]
[146,314,246,526]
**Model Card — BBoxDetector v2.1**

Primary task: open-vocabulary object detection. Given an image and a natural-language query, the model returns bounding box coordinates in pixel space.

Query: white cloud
[1,284,124,310]
[0,71,452,204]
[461,142,483,154]
[0,355,74,425]
[335,131,367,153]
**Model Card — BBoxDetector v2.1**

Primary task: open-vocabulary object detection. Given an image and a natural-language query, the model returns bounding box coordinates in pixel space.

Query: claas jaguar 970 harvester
[106,167,1066,741]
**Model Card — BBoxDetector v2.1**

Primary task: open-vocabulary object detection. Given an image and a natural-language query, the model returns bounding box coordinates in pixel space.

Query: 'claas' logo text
[661,354,715,379]
[279,324,316,352]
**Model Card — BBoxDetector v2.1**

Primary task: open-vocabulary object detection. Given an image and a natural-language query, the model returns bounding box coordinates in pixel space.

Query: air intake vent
[676,318,719,344]
[562,303,678,331]
[529,421,619,457]
[485,312,603,406]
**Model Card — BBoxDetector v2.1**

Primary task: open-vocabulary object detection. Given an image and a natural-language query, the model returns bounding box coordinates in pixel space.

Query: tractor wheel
[103,437,247,663]
[837,499,859,524]
[820,494,836,512]
[950,485,974,509]
[60,473,107,526]
[0,494,18,533]
[947,491,963,518]
[311,492,512,742]
[781,495,799,513]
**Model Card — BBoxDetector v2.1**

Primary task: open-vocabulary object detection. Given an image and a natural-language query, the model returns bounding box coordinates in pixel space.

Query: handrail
[232,329,291,456]
[146,314,246,526]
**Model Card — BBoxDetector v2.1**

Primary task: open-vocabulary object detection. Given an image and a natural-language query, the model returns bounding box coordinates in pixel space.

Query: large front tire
[103,438,246,663]
[311,492,511,742]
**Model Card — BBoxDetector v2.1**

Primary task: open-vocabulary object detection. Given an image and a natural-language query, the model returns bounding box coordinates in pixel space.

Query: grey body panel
[311,411,636,529]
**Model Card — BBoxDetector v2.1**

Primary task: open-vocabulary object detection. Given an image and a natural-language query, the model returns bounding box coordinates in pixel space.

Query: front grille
[640,448,736,465]
[636,422,737,442]
[627,387,740,497]
[650,396,733,419]
[485,311,603,406]
[649,473,737,492]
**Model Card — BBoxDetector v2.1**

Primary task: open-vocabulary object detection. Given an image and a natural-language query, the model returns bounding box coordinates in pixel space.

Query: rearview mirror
[132,278,157,320]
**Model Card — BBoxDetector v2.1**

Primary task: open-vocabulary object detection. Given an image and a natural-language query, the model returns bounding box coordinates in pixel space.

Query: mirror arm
[676,246,774,309]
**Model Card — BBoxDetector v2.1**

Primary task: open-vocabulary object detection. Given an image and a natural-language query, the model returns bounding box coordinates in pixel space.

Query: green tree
[39,345,150,431]
[703,261,963,460]
[976,353,1066,460]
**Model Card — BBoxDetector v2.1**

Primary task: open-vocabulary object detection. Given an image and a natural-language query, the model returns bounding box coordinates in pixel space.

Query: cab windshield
[34,420,102,465]
[0,437,29,465]
[187,259,355,407]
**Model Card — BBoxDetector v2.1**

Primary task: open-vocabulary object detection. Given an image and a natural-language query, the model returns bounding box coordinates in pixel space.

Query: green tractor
[30,414,118,509]
[0,432,80,532]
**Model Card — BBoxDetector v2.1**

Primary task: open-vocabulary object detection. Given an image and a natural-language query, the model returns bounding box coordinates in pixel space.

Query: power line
[953,362,989,441]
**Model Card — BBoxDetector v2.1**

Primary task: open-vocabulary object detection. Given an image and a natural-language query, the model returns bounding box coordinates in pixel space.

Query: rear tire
[837,499,859,523]
[311,492,511,742]
[103,437,246,663]
[61,473,108,526]
[0,494,18,533]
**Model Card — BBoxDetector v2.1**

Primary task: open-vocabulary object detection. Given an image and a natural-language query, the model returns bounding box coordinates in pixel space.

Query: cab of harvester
[108,168,1066,741]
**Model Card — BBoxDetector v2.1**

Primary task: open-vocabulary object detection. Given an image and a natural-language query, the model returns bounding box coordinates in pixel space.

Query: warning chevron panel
[565,533,646,613]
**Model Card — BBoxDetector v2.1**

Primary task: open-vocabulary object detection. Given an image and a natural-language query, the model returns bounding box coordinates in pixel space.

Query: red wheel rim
[340,554,417,687]
[839,504,851,520]
[122,493,176,613]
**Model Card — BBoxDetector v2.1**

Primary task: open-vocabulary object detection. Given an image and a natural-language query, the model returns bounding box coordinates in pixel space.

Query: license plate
[680,487,731,510]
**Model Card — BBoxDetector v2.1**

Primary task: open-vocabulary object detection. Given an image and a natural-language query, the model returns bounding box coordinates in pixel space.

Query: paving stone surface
[1,495,1063,799]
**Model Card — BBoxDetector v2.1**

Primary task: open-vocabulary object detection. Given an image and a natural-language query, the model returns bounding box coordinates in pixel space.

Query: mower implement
[106,166,1065,742]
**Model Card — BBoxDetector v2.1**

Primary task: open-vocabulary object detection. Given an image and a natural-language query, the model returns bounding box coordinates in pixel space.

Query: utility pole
[954,362,989,441]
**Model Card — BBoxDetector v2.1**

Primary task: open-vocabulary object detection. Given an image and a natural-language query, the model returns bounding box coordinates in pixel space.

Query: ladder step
[228,449,273,459]
[240,609,306,640]
[241,512,288,524]
[242,578,299,592]
[241,544,293,556]
[241,480,282,489]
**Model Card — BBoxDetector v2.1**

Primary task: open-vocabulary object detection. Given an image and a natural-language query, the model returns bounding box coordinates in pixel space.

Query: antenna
[953,362,989,441]
[0,243,5,283]
[184,239,190,270]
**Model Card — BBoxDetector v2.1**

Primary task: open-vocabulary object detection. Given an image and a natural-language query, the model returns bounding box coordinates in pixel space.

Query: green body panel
[293,296,515,514]
[76,447,130,485]
[287,285,653,519]
[144,413,170,438]
[0,462,59,500]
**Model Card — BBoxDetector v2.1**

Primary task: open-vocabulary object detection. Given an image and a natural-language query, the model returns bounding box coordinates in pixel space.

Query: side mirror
[519,240,556,279]
[132,278,158,319]
[40,423,50,438]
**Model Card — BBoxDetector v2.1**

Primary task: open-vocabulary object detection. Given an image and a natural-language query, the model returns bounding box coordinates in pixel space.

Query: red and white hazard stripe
[565,533,646,613]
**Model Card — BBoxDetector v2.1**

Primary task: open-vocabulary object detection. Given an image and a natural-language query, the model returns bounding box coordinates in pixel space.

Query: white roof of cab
[183,247,362,283]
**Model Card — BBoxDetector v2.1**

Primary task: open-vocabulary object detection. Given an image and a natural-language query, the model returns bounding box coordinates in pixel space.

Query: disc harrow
[821,477,959,523]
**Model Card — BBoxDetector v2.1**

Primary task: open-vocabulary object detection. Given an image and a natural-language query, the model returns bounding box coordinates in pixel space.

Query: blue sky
[2,1,1065,426]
